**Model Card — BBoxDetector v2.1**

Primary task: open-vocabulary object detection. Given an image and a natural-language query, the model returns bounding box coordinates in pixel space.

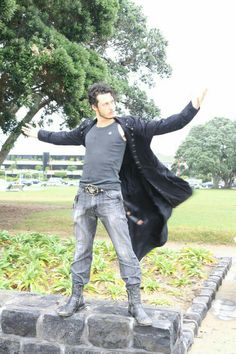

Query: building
[1,152,85,179]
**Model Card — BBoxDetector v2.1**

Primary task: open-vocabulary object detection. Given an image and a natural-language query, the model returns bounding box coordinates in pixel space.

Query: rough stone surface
[87,315,131,349]
[133,323,174,353]
[93,304,128,317]
[184,312,202,327]
[65,347,103,354]
[192,295,211,309]
[22,339,61,354]
[65,347,155,354]
[198,287,215,301]
[38,313,85,345]
[182,329,194,351]
[183,319,198,336]
[0,336,21,354]
[147,308,182,345]
[15,293,60,309]
[0,291,22,308]
[207,275,222,289]
[202,280,218,292]
[1,308,40,337]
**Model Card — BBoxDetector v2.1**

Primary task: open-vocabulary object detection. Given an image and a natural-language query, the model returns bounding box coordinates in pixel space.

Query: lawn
[169,189,236,244]
[0,187,235,244]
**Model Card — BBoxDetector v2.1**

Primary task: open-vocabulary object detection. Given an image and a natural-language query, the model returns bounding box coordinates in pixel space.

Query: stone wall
[0,291,185,354]
[0,256,232,354]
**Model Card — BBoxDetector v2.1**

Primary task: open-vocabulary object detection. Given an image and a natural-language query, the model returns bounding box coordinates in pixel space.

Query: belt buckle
[85,184,99,196]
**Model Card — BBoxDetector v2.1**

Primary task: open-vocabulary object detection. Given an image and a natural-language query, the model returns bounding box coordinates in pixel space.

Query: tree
[0,0,171,164]
[172,117,236,188]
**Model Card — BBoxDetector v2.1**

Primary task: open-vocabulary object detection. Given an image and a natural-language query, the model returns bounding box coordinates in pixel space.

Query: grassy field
[169,189,236,244]
[0,187,236,244]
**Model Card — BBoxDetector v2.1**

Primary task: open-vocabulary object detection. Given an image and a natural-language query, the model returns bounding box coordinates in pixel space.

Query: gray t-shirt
[80,122,126,190]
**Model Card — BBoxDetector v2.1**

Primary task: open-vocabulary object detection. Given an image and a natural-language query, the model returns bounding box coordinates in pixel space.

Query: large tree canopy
[172,117,236,188]
[0,0,171,164]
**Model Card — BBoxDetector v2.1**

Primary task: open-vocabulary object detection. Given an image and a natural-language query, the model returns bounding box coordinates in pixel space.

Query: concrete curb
[182,257,232,352]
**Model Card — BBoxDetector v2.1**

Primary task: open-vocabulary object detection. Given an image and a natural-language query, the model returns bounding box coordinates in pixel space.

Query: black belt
[83,184,104,196]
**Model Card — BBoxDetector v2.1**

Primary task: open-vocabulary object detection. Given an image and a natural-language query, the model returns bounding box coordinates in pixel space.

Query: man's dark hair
[88,82,116,106]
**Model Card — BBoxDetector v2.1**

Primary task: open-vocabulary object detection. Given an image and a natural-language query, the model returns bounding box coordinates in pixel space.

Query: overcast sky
[2,0,236,157]
[134,0,236,155]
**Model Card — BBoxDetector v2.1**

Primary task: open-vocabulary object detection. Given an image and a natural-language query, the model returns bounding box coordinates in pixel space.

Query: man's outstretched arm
[22,123,84,146]
[142,88,207,139]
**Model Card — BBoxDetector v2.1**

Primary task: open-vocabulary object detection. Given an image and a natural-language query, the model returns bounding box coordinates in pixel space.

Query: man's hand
[22,123,40,138]
[191,88,208,109]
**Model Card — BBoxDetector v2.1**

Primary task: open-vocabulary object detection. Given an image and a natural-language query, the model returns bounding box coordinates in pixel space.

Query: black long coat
[38,101,199,260]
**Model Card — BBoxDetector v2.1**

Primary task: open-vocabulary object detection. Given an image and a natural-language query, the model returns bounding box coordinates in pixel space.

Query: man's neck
[96,117,115,128]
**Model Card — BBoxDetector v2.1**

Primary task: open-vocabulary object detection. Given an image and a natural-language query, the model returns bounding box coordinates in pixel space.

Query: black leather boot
[127,285,152,326]
[57,283,85,317]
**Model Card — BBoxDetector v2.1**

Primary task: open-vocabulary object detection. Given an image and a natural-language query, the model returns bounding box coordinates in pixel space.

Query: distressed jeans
[71,188,141,287]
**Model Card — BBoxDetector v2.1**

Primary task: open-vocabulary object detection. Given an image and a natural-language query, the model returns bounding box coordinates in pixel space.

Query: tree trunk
[212,175,220,188]
[0,95,46,165]
[223,174,235,189]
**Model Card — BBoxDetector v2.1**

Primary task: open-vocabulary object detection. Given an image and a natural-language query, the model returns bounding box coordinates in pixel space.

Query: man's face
[92,93,116,119]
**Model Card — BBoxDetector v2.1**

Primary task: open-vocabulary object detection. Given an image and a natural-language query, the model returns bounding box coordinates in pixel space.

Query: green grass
[0,186,77,205]
[170,189,236,229]
[0,188,236,244]
[15,209,74,234]
[168,189,236,244]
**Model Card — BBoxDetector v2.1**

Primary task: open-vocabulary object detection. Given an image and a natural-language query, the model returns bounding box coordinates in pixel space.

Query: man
[22,83,206,326]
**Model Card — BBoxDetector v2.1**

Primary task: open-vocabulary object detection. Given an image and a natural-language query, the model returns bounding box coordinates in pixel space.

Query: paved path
[186,244,236,354]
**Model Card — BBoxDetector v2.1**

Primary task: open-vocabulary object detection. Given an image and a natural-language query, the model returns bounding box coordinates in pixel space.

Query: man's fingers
[21,122,40,138]
[192,87,208,109]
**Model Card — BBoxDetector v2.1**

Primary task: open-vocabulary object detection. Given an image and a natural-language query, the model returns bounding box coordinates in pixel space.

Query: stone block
[187,303,208,321]
[215,266,228,276]
[183,319,198,336]
[65,346,155,354]
[22,339,61,354]
[105,351,155,354]
[13,292,60,310]
[218,257,232,269]
[133,320,177,354]
[38,313,85,345]
[202,280,218,292]
[0,336,21,354]
[182,329,194,352]
[172,339,186,354]
[148,308,182,345]
[192,295,211,309]
[65,346,104,354]
[198,288,215,301]
[207,275,222,288]
[87,315,131,349]
[1,308,40,337]
[184,311,202,326]
[0,291,22,308]
[93,304,128,317]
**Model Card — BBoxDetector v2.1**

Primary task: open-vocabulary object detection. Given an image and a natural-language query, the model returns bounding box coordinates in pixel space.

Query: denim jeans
[71,188,141,287]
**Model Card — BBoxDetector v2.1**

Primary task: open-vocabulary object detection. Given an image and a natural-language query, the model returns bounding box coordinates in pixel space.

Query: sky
[1,0,236,157]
